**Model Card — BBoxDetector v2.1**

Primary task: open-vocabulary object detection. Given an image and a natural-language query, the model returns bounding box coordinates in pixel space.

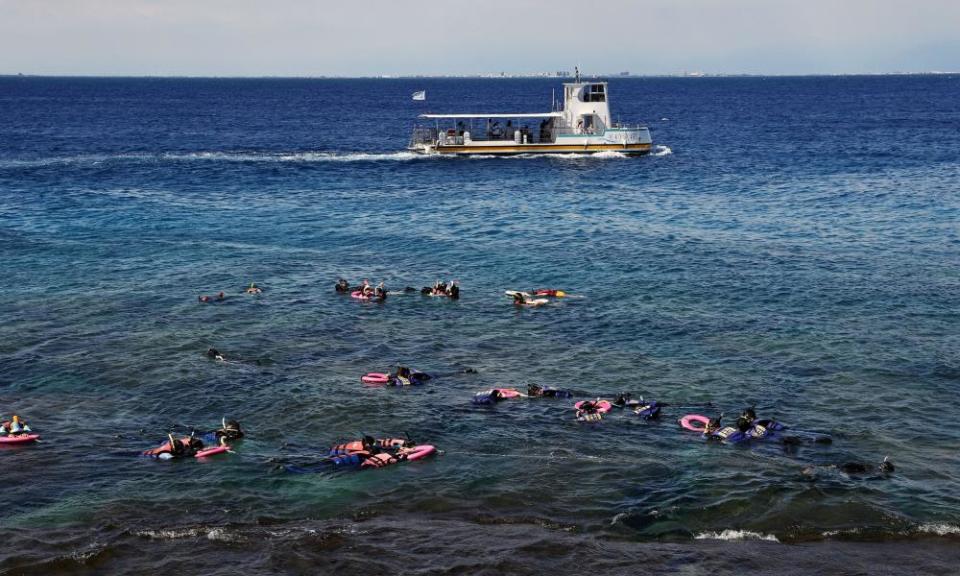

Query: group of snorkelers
[313,435,429,471]
[142,418,245,459]
[471,389,892,477]
[1,415,31,436]
[197,282,264,303]
[336,278,460,300]
[336,278,387,299]
[420,280,460,299]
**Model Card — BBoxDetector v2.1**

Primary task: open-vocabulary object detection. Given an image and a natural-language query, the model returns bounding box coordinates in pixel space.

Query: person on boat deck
[505,121,514,140]
[335,278,350,293]
[1,415,31,435]
[491,121,503,139]
[206,347,226,362]
[245,282,262,294]
[456,121,465,137]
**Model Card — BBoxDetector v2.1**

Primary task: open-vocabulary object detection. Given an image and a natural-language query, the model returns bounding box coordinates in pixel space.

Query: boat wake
[1,147,673,168]
[652,145,673,156]
[0,151,433,168]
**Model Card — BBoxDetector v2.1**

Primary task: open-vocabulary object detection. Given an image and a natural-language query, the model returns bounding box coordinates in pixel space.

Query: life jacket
[542,387,572,399]
[578,411,603,422]
[329,451,369,467]
[634,402,662,420]
[329,440,366,455]
[754,419,786,432]
[710,426,748,443]
[392,374,412,386]
[377,438,409,449]
[360,452,398,469]
[473,390,496,404]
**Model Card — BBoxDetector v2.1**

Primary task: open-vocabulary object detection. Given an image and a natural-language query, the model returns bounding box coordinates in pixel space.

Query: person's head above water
[528,384,544,396]
[879,456,895,473]
[206,347,220,358]
[705,414,723,434]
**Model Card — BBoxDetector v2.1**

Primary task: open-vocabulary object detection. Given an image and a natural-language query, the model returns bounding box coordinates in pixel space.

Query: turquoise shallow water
[1,75,959,574]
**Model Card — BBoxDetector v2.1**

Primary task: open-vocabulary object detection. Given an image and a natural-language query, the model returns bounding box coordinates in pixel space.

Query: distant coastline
[1,71,958,80]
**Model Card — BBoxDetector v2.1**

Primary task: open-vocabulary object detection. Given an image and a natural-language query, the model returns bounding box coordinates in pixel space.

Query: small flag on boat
[412,90,426,101]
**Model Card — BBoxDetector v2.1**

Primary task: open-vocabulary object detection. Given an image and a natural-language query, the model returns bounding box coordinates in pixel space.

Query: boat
[412,90,426,101]
[408,69,652,156]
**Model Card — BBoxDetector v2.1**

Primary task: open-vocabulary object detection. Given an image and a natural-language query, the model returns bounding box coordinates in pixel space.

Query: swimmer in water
[335,278,351,293]
[528,384,573,399]
[198,291,226,303]
[214,418,244,441]
[206,347,226,362]
[1,415,31,435]
[801,457,895,480]
[245,283,262,295]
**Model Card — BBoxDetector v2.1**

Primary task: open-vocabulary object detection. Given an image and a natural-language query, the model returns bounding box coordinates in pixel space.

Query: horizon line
[1,71,958,80]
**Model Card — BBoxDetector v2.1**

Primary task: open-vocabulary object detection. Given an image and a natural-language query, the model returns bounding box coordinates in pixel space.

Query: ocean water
[1,75,959,574]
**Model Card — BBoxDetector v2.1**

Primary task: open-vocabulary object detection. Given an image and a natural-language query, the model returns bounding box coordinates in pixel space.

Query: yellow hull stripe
[435,143,652,155]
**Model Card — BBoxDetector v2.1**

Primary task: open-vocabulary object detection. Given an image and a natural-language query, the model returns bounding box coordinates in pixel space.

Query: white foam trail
[916,523,960,536]
[652,145,673,157]
[0,151,434,168]
[0,148,667,167]
[694,529,779,542]
[134,527,244,542]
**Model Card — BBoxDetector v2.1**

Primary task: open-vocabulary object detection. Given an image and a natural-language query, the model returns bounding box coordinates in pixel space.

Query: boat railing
[409,126,438,147]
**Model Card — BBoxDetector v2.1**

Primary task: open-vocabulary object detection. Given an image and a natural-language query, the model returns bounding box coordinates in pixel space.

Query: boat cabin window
[585,84,606,102]
[580,114,594,133]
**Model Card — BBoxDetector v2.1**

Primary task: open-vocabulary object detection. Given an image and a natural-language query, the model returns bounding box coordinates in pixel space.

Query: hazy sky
[1,0,958,76]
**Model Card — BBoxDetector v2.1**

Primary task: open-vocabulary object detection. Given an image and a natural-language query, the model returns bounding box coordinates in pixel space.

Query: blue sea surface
[1,75,959,574]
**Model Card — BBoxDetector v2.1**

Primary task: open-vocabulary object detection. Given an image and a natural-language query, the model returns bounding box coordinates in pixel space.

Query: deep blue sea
[1,75,959,575]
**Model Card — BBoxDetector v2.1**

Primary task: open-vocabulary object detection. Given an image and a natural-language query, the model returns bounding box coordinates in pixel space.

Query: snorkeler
[198,291,225,303]
[206,347,226,362]
[214,418,244,441]
[244,283,262,294]
[1,415,31,435]
[801,457,895,480]
[143,433,205,459]
[527,384,573,399]
[390,366,431,386]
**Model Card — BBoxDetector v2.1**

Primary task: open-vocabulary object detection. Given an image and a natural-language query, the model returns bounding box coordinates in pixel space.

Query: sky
[1,0,958,76]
